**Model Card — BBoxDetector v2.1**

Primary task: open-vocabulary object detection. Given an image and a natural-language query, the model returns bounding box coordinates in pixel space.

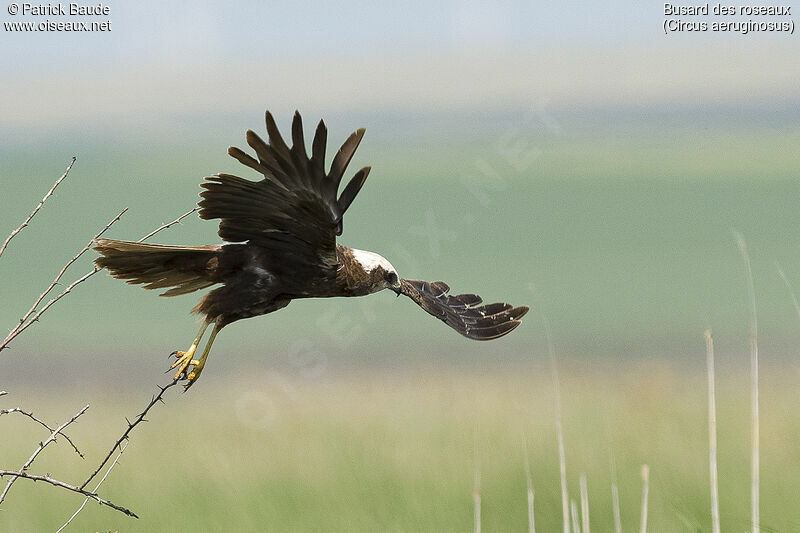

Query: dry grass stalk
[542,313,570,533]
[704,330,721,533]
[639,465,649,533]
[734,231,759,533]
[580,474,590,533]
[609,447,622,533]
[611,482,622,533]
[776,262,800,323]
[523,434,536,533]
[473,426,481,533]
[570,499,580,533]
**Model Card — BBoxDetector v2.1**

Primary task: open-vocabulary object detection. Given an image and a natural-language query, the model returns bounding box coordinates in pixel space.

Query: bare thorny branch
[0,158,76,260]
[0,406,84,457]
[1,159,199,524]
[0,470,138,518]
[0,380,180,523]
[81,379,180,491]
[0,404,90,505]
[1,202,199,353]
[57,441,129,532]
[0,208,128,352]
[138,207,199,242]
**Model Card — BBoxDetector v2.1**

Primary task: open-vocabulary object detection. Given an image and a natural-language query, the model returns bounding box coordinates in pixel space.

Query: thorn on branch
[138,207,199,243]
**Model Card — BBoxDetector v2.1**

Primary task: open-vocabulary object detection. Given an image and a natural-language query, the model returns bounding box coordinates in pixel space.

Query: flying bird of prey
[94,111,529,389]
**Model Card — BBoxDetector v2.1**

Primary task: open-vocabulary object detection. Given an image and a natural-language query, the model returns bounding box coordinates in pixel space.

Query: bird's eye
[386,272,398,285]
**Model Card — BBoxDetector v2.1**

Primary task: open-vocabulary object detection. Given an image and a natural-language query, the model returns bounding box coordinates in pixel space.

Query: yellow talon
[168,321,220,390]
[171,348,197,380]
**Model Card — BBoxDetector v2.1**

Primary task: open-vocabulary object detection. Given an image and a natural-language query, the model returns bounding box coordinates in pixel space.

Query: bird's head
[350,248,402,295]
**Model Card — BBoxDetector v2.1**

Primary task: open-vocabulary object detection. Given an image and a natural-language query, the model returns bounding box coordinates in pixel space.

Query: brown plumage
[94,110,529,389]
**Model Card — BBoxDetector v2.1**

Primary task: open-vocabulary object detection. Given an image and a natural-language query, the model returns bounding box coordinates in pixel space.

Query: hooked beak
[391,284,402,297]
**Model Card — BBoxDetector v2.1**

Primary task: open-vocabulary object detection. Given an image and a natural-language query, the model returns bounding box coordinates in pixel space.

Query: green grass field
[3,362,800,531]
[2,109,800,531]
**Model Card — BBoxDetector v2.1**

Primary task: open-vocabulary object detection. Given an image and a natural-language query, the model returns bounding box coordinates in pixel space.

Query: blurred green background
[2,2,800,531]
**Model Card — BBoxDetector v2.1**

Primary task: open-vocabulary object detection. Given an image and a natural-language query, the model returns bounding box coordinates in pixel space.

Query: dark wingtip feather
[291,111,307,157]
[513,305,530,319]
[264,110,290,155]
[468,319,523,340]
[336,166,371,216]
[228,145,263,173]
[245,129,267,152]
[329,128,366,189]
[311,119,327,172]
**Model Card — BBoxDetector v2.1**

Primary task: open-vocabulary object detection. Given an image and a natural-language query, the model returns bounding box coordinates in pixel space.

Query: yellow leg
[171,321,210,381]
[183,322,221,390]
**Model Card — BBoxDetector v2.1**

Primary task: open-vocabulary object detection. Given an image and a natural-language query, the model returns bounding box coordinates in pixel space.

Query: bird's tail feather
[93,238,220,297]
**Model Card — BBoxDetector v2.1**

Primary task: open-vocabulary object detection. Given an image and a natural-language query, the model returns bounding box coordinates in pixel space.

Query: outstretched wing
[399,279,529,340]
[198,110,370,274]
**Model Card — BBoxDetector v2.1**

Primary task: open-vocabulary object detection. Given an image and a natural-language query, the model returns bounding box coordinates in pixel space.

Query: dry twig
[1,206,198,353]
[0,404,89,505]
[0,158,76,260]
[56,441,129,532]
[139,207,199,242]
[0,406,83,457]
[1,162,199,524]
[1,380,179,523]
[1,208,128,352]
[0,470,137,518]
[81,380,179,490]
